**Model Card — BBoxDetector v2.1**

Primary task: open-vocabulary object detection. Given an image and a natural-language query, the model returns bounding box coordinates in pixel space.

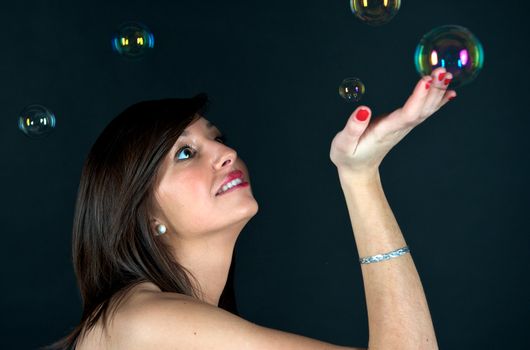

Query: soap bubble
[111,21,155,59]
[18,104,56,138]
[350,0,401,26]
[414,25,484,88]
[339,78,365,102]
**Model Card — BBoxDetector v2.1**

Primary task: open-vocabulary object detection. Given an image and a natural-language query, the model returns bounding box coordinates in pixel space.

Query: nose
[214,147,237,170]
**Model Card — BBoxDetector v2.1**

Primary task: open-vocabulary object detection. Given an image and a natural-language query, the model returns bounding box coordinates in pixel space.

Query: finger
[423,67,452,115]
[345,105,372,131]
[348,106,372,124]
[400,74,434,123]
[437,90,457,110]
[335,106,372,155]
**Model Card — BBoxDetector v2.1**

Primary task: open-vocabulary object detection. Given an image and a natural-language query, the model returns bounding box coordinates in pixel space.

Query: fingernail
[425,83,431,90]
[444,78,451,85]
[449,95,456,100]
[356,109,369,121]
[438,73,446,81]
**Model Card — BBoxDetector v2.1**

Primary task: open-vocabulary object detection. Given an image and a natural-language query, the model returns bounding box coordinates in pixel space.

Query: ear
[150,218,163,236]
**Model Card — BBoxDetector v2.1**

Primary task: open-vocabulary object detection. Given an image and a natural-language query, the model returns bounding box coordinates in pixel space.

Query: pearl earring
[155,224,166,236]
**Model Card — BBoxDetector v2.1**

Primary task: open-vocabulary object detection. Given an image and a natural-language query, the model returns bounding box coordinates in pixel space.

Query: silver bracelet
[359,246,410,264]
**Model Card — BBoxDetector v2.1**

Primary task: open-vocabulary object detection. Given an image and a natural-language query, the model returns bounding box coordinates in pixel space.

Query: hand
[329,67,457,176]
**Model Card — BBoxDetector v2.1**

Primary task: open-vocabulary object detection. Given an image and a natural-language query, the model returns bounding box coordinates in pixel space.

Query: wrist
[337,167,381,187]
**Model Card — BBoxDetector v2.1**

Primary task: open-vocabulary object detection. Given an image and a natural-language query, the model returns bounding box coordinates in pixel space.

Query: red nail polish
[425,83,430,90]
[438,73,446,81]
[444,78,451,85]
[356,109,369,121]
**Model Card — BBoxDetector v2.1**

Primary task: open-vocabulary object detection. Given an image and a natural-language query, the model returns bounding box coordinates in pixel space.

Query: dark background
[1,0,529,349]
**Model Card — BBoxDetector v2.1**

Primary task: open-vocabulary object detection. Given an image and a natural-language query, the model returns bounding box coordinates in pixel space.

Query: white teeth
[219,178,243,194]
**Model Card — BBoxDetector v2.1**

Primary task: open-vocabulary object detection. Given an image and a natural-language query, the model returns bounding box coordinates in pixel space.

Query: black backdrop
[1,0,529,349]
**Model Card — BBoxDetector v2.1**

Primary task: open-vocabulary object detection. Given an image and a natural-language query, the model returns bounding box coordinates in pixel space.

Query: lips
[216,169,244,196]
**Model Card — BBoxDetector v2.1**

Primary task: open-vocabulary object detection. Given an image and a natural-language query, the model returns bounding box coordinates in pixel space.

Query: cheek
[166,187,221,235]
[182,174,212,198]
[163,177,214,214]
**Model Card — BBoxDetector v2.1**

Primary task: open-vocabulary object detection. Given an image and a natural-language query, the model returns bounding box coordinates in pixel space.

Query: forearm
[337,169,438,350]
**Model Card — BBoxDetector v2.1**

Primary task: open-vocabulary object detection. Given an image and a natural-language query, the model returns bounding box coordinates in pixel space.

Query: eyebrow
[180,121,219,137]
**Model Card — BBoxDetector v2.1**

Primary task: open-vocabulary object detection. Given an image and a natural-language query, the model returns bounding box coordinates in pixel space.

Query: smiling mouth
[216,181,249,196]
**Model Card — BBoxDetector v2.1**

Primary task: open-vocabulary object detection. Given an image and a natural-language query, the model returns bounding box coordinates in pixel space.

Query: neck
[171,231,238,306]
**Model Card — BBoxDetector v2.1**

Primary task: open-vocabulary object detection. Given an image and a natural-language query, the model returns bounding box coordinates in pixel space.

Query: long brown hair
[43,94,238,350]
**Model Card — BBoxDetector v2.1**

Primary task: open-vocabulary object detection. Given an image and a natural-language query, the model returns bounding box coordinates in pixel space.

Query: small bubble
[339,78,366,102]
[18,104,56,138]
[350,0,401,26]
[111,21,155,60]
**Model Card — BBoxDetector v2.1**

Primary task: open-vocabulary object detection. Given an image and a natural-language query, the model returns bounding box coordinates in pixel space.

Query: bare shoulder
[75,282,164,350]
[111,283,365,350]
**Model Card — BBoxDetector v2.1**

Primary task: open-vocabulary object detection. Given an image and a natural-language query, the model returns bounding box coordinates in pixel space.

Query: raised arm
[329,67,455,349]
[338,169,438,350]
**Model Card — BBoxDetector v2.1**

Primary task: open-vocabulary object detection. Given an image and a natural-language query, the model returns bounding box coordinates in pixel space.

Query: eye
[175,135,227,161]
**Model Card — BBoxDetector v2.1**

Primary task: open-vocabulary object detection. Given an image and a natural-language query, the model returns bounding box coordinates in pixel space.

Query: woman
[46,67,455,350]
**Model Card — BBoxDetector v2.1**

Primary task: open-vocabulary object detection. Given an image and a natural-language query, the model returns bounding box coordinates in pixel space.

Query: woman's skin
[150,117,259,306]
[328,66,455,349]
[77,66,454,349]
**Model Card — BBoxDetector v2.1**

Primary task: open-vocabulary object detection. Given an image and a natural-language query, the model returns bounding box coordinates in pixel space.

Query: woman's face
[152,116,258,241]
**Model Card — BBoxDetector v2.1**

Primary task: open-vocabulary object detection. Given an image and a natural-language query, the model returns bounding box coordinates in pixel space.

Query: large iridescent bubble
[111,21,155,60]
[350,0,401,26]
[18,104,56,138]
[414,25,484,88]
